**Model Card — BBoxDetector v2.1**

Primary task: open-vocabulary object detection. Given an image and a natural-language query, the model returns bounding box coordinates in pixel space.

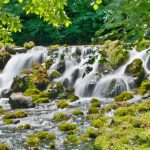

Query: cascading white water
[0,45,149,98]
[48,46,150,98]
[0,46,48,94]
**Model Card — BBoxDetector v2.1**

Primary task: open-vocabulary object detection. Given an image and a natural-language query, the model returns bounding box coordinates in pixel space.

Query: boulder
[1,89,13,98]
[9,93,35,109]
[125,59,145,86]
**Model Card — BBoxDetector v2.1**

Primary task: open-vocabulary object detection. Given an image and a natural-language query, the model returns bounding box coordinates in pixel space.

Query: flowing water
[0,46,149,149]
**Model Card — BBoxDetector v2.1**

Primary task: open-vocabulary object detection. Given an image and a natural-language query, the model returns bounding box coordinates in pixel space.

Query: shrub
[35,98,49,104]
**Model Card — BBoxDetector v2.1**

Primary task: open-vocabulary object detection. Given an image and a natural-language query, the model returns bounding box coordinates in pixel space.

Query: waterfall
[48,46,150,98]
[0,45,149,98]
[0,46,48,94]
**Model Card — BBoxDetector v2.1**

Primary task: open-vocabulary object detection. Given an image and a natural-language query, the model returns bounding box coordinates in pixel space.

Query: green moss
[86,128,98,139]
[49,141,55,149]
[27,136,40,147]
[0,106,4,115]
[24,41,35,49]
[100,40,129,69]
[66,87,75,94]
[49,45,61,52]
[91,102,101,107]
[18,124,31,130]
[88,107,99,114]
[57,100,70,109]
[36,131,56,141]
[115,107,135,117]
[24,88,40,97]
[0,52,11,70]
[114,92,134,101]
[91,98,100,103]
[58,123,77,131]
[91,117,108,128]
[3,110,28,119]
[68,135,79,143]
[72,110,84,116]
[4,119,13,125]
[49,71,61,80]
[12,64,49,92]
[35,98,49,104]
[45,59,53,69]
[68,94,79,102]
[138,80,150,95]
[136,39,150,51]
[53,112,69,122]
[0,144,10,150]
[125,59,145,85]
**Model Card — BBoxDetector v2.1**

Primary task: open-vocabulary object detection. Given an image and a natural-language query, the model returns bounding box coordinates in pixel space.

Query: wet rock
[9,93,35,109]
[71,69,79,83]
[101,78,127,98]
[57,60,65,74]
[0,52,11,70]
[5,46,16,54]
[63,78,70,87]
[1,89,13,98]
[142,93,150,99]
[14,47,27,53]
[13,119,20,124]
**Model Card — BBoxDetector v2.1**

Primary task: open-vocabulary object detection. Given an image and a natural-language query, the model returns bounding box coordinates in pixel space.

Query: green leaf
[93,4,99,11]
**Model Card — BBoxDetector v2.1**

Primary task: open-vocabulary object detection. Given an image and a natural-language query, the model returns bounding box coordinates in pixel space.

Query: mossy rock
[35,131,56,141]
[68,94,79,102]
[125,59,145,86]
[58,123,77,131]
[45,59,53,69]
[18,124,31,130]
[91,102,101,108]
[66,87,75,94]
[49,141,56,149]
[72,110,84,116]
[85,128,98,139]
[35,98,49,104]
[114,107,135,116]
[91,98,100,103]
[49,45,61,52]
[24,41,35,49]
[4,119,13,125]
[68,135,79,144]
[57,100,70,109]
[3,110,28,119]
[0,144,10,150]
[91,117,108,128]
[136,39,150,51]
[53,112,69,122]
[88,107,99,114]
[27,136,40,147]
[0,106,4,115]
[100,40,129,69]
[49,71,61,80]
[114,91,134,101]
[138,80,150,95]
[0,52,11,70]
[12,64,49,92]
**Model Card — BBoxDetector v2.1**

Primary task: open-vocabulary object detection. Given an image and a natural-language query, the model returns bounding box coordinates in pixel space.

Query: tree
[0,0,70,44]
[95,0,150,43]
